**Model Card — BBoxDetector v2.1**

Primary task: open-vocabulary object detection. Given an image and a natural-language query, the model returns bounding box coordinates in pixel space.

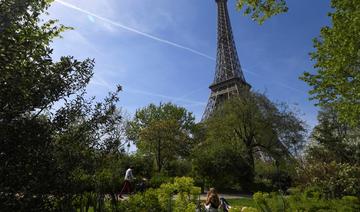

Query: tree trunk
[80,195,84,212]
[248,148,255,170]
[110,192,117,211]
[156,139,162,172]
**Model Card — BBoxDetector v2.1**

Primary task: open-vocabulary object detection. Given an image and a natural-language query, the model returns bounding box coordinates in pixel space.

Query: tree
[297,106,360,197]
[236,0,360,126]
[236,0,288,24]
[300,0,360,126]
[127,103,196,172]
[192,134,254,190]
[0,0,93,210]
[0,1,126,210]
[307,106,360,164]
[192,92,306,190]
[0,0,94,121]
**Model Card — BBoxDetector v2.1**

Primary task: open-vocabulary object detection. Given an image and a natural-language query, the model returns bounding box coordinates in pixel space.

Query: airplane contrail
[54,0,215,61]
[55,1,307,96]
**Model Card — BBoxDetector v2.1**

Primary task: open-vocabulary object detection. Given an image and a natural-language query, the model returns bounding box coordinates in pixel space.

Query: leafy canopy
[193,92,306,189]
[236,0,360,126]
[301,0,360,126]
[127,103,196,172]
[0,0,94,121]
[0,0,125,210]
[236,0,288,24]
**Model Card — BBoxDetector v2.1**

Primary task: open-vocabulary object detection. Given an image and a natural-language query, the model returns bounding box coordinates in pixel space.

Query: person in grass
[205,188,221,212]
[119,166,134,199]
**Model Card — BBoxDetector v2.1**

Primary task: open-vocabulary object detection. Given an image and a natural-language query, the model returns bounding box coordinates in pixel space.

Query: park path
[119,193,251,201]
[199,193,251,200]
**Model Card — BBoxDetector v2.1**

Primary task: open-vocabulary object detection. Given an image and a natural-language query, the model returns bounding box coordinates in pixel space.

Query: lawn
[227,197,256,208]
[76,197,257,211]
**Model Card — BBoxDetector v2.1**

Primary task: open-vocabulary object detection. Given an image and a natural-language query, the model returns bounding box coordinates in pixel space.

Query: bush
[253,192,287,212]
[172,177,200,212]
[240,207,259,212]
[125,188,162,212]
[163,159,192,177]
[298,161,360,198]
[123,177,201,212]
[148,173,172,188]
[253,191,360,212]
[254,160,294,192]
[334,196,360,211]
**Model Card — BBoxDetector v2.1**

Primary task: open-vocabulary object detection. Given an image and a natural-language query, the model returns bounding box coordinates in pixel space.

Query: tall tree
[127,103,196,172]
[0,0,92,209]
[236,0,360,126]
[0,0,94,121]
[298,106,360,197]
[0,0,125,210]
[306,106,360,164]
[193,92,306,189]
[301,0,360,126]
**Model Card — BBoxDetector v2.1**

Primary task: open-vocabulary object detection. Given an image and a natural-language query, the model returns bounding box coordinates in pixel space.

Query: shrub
[335,196,360,211]
[253,191,360,212]
[172,177,200,212]
[240,207,259,212]
[298,161,360,198]
[125,188,162,212]
[163,159,192,177]
[124,177,200,212]
[148,173,172,188]
[253,192,287,212]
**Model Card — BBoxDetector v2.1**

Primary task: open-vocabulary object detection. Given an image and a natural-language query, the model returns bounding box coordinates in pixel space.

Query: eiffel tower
[202,0,251,120]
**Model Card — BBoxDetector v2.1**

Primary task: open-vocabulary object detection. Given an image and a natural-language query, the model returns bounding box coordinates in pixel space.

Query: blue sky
[49,0,331,128]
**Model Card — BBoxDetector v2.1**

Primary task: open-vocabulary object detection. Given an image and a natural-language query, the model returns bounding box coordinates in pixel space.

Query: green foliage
[0,0,92,121]
[169,177,201,211]
[129,153,154,179]
[236,0,360,125]
[0,0,94,210]
[307,106,360,164]
[148,173,172,188]
[0,0,127,210]
[127,102,197,172]
[254,160,294,192]
[193,92,306,191]
[300,0,360,126]
[126,188,162,212]
[236,0,288,24]
[192,134,254,190]
[228,198,257,208]
[236,0,360,126]
[296,106,360,198]
[123,177,200,212]
[239,207,259,212]
[253,191,360,211]
[253,192,287,212]
[298,161,360,198]
[163,159,192,177]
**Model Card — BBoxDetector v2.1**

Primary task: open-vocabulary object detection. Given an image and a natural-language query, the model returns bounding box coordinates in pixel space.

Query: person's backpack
[220,197,231,212]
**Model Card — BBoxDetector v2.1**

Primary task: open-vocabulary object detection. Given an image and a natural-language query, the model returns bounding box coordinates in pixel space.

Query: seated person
[205,188,221,212]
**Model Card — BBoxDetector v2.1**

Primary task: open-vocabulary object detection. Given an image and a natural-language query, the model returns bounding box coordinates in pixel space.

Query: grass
[77,197,257,211]
[227,197,256,208]
[77,208,94,212]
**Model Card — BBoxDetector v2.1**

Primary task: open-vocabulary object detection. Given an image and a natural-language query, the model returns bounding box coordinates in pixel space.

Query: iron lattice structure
[202,0,251,120]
